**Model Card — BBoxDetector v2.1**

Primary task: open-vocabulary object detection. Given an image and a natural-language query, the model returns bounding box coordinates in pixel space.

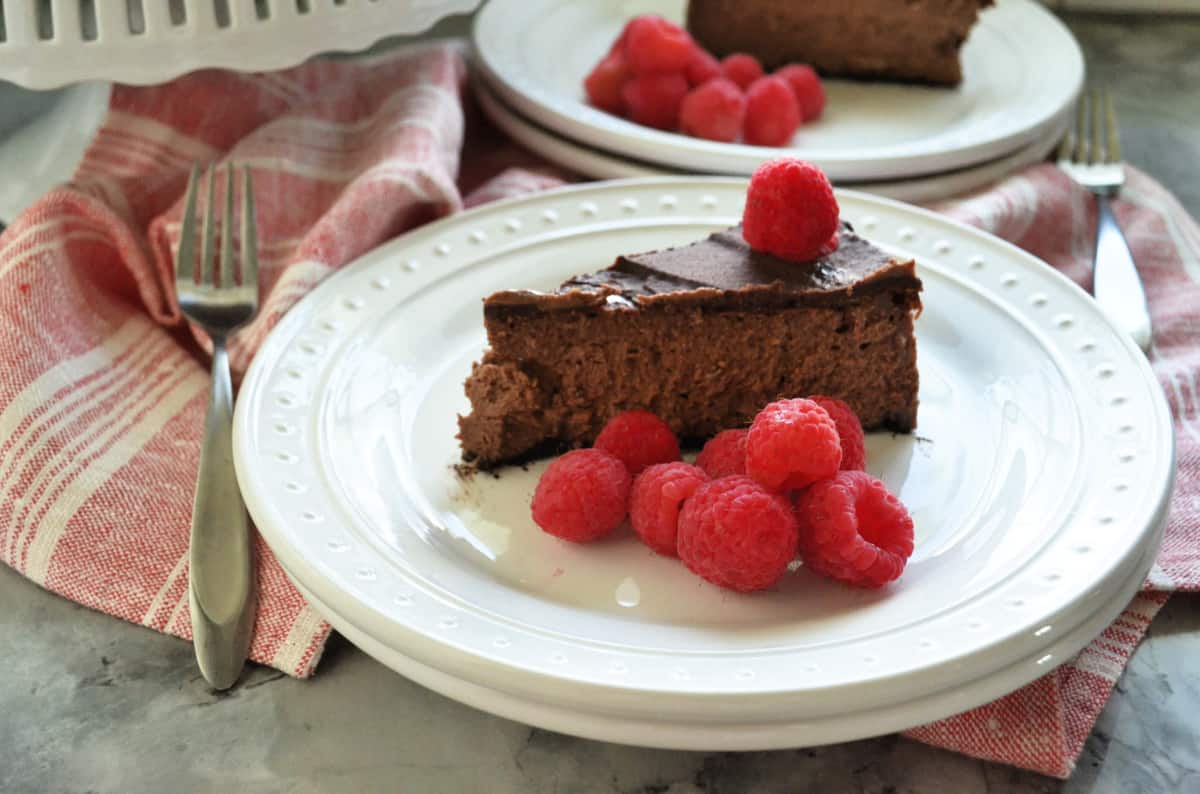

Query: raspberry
[742,157,841,261]
[685,46,723,87]
[743,76,801,147]
[818,231,840,256]
[695,428,748,478]
[584,51,631,115]
[607,19,636,55]
[775,63,826,122]
[679,78,746,143]
[594,410,681,474]
[629,462,709,556]
[622,15,694,74]
[745,398,841,490]
[621,72,689,131]
[677,476,799,592]
[531,449,632,543]
[720,53,764,90]
[810,396,865,471]
[794,471,914,588]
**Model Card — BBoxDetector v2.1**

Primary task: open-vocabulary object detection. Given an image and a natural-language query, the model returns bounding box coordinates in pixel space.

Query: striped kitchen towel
[0,42,1196,780]
[0,43,558,678]
[904,163,1199,777]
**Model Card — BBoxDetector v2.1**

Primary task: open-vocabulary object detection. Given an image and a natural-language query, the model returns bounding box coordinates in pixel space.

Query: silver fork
[176,163,260,690]
[1057,87,1152,352]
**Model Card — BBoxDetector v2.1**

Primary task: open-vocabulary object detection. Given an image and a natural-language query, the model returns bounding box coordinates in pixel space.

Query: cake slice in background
[685,0,994,86]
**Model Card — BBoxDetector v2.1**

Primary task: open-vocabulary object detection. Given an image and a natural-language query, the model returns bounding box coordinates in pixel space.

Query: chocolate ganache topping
[485,224,920,312]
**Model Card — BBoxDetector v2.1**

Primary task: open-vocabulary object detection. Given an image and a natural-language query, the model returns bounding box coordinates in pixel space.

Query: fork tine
[1089,87,1104,164]
[1103,87,1121,164]
[1072,91,1089,164]
[1056,118,1074,162]
[241,166,258,295]
[200,167,218,286]
[1056,93,1076,161]
[221,163,235,288]
[176,165,200,283]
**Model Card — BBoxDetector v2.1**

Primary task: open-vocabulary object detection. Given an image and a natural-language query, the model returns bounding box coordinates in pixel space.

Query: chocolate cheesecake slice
[685,0,993,86]
[458,224,921,467]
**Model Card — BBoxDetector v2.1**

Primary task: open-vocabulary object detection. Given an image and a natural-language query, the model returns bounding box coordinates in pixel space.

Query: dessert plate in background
[472,77,1069,204]
[472,77,678,180]
[233,179,1172,749]
[472,0,1083,181]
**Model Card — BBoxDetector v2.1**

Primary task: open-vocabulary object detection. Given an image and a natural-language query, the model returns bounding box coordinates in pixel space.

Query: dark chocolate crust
[458,225,922,466]
[685,0,993,86]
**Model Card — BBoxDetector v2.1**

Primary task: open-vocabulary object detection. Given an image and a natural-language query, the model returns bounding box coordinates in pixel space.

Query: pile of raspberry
[530,398,914,593]
[583,14,826,146]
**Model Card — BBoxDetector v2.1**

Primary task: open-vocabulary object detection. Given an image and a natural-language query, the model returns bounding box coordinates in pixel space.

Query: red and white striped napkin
[905,164,1199,776]
[0,43,1195,780]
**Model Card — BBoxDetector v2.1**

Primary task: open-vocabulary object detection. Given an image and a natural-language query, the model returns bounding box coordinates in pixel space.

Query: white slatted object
[0,0,480,89]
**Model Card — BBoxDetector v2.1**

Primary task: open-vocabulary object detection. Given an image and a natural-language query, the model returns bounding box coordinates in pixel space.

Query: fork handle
[189,338,257,690]
[1092,195,1152,351]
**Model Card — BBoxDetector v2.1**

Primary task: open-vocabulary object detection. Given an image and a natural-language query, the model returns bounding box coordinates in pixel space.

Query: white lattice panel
[0,0,480,89]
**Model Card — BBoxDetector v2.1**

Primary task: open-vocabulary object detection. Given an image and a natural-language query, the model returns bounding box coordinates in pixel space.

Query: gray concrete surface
[2,10,1198,794]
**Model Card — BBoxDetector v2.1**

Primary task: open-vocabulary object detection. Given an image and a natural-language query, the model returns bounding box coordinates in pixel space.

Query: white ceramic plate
[472,76,1069,204]
[288,534,1160,749]
[234,180,1173,746]
[472,0,1083,181]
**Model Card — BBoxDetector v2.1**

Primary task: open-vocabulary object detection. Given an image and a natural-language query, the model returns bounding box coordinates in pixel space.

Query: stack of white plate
[234,179,1173,749]
[471,0,1084,202]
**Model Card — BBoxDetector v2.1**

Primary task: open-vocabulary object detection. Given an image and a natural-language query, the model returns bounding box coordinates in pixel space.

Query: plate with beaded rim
[233,178,1172,747]
[472,0,1083,181]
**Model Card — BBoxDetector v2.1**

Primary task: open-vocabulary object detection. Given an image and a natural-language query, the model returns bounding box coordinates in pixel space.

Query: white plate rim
[233,178,1174,723]
[471,75,1071,204]
[471,0,1084,180]
[285,530,1160,750]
